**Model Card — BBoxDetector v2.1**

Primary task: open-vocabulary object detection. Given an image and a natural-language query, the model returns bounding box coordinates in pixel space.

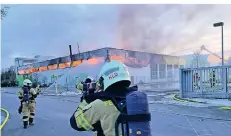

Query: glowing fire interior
[17,55,160,75]
[18,55,130,75]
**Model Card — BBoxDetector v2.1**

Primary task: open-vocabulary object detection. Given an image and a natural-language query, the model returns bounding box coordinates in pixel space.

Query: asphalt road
[1,88,231,136]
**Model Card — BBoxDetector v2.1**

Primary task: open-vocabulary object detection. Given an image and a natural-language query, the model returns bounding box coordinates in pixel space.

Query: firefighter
[75,76,104,135]
[76,76,93,91]
[70,60,132,136]
[76,76,95,101]
[193,72,200,89]
[210,70,216,87]
[18,79,40,129]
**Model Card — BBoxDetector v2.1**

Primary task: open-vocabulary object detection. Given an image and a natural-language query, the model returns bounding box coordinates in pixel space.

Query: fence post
[223,67,227,97]
[199,70,203,97]
[179,68,183,98]
[188,70,192,93]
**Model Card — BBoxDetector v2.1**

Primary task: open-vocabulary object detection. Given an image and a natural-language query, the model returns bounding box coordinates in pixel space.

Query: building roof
[16,47,181,72]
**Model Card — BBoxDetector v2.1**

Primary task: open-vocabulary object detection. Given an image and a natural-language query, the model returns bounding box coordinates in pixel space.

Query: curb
[219,106,231,110]
[172,95,186,102]
[172,94,206,104]
[173,95,231,110]
[0,108,9,130]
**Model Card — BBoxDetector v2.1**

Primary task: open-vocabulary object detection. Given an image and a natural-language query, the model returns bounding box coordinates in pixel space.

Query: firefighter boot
[23,121,28,129]
[29,118,34,126]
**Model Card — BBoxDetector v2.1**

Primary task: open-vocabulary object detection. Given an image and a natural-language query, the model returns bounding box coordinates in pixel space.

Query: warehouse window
[174,64,179,69]
[151,64,158,80]
[167,64,173,79]
[159,64,166,79]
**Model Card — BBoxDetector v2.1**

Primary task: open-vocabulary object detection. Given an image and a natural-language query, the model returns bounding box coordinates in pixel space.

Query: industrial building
[15,47,185,92]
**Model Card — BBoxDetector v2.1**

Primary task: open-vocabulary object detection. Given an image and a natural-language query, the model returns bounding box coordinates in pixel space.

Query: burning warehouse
[15,47,185,91]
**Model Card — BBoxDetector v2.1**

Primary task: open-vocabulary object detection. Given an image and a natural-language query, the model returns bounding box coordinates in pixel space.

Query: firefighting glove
[92,121,104,136]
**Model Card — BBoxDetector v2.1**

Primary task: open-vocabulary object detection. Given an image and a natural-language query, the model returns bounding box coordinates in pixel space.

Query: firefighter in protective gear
[70,60,132,136]
[76,76,94,89]
[18,79,40,129]
[75,76,105,135]
[76,76,95,102]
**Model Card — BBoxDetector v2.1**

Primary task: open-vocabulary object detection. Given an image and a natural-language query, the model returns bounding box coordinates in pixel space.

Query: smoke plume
[116,4,231,55]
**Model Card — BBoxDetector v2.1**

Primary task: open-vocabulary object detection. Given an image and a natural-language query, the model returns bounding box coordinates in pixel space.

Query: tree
[1,69,16,87]
[1,6,10,20]
[192,51,201,68]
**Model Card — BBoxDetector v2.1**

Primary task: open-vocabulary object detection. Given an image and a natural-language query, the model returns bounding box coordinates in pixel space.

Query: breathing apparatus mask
[82,82,97,94]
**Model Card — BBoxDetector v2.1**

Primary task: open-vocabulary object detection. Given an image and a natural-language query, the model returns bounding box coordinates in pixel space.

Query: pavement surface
[1,88,231,136]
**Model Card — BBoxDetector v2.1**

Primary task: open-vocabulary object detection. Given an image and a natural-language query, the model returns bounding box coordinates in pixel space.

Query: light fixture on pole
[213,22,224,66]
[213,22,227,96]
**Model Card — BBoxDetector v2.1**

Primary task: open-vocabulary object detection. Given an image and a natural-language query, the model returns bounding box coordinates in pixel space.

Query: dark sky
[1,4,231,68]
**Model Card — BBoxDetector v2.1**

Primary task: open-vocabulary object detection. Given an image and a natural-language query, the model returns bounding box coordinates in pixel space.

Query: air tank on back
[126,91,152,136]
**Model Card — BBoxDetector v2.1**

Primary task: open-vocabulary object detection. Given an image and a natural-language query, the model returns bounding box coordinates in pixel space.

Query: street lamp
[213,22,228,97]
[213,22,224,66]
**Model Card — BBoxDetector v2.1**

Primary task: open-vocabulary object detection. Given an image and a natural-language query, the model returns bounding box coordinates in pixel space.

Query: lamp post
[213,22,227,96]
[213,22,224,66]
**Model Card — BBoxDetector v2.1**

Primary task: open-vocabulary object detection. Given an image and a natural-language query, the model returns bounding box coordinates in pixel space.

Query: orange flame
[48,64,58,70]
[59,62,71,69]
[39,66,47,72]
[25,68,32,74]
[110,55,125,62]
[72,60,82,67]
[32,68,39,72]
[18,70,25,75]
[87,57,104,65]
[18,55,150,75]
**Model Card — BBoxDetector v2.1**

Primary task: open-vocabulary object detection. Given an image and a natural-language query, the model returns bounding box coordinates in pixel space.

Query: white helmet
[98,60,131,91]
[23,79,32,87]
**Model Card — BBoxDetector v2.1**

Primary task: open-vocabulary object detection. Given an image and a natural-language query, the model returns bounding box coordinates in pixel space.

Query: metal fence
[180,65,231,98]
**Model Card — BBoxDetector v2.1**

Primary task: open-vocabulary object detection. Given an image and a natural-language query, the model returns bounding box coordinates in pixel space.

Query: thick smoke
[116,4,231,54]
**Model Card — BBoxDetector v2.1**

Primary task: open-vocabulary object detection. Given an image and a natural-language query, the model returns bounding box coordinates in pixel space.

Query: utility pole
[105,50,111,62]
[69,45,73,67]
[77,43,80,54]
